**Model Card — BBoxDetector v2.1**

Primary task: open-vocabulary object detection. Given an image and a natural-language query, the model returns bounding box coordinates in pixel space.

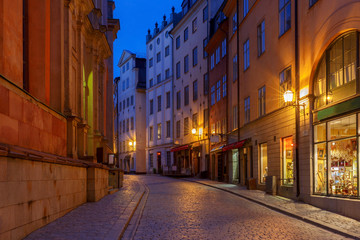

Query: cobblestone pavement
[186,178,360,239]
[25,175,145,240]
[134,175,353,240]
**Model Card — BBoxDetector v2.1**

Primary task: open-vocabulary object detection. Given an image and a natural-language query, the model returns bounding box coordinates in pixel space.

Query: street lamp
[192,128,196,135]
[129,141,133,146]
[283,90,305,109]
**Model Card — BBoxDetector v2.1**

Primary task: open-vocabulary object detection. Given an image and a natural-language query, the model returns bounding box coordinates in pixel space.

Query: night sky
[113,0,183,78]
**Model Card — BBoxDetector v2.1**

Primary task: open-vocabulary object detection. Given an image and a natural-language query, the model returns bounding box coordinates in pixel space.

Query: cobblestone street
[134,176,352,240]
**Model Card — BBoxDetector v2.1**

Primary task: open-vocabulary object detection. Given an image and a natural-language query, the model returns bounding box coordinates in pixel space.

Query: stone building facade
[116,50,147,174]
[0,0,119,238]
[171,0,210,176]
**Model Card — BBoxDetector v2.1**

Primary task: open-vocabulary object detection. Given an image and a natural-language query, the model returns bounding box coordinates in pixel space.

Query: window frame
[257,20,265,56]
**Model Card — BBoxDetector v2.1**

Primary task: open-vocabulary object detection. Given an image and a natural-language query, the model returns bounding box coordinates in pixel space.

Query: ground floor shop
[146,145,174,174]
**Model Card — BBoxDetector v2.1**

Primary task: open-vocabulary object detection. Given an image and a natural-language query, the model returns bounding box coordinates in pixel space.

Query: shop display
[329,139,358,196]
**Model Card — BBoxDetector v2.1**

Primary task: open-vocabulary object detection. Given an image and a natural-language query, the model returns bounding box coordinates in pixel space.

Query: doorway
[157,152,161,173]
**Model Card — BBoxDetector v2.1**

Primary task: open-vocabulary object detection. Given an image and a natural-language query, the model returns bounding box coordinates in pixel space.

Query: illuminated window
[259,143,268,183]
[282,136,293,185]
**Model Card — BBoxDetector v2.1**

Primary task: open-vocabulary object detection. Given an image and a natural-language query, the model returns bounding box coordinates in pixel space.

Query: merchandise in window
[282,136,294,185]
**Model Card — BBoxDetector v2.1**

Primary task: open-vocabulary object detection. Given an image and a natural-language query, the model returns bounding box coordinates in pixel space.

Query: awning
[210,145,226,153]
[170,145,189,152]
[222,140,246,151]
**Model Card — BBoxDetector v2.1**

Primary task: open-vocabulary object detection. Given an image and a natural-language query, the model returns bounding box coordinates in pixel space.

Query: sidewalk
[185,178,360,239]
[25,175,146,240]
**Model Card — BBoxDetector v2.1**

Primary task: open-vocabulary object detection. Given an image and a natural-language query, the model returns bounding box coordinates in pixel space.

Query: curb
[118,183,147,240]
[184,179,360,240]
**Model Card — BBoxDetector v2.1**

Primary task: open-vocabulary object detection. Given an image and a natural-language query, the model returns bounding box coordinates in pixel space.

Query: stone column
[67,116,80,158]
[77,122,90,158]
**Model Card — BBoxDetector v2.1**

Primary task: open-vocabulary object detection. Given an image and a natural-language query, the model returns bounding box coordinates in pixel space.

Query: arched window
[314,32,358,109]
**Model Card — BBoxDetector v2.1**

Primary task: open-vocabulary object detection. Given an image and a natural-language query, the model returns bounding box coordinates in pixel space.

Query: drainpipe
[169,32,174,171]
[295,0,300,198]
[236,0,241,184]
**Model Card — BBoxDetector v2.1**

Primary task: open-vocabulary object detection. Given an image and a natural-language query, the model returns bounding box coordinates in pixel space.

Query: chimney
[170,6,175,22]
[146,29,152,42]
[154,22,159,35]
[162,15,167,28]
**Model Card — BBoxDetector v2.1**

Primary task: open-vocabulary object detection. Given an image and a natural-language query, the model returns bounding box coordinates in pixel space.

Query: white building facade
[117,50,147,173]
[171,0,210,176]
[145,12,179,174]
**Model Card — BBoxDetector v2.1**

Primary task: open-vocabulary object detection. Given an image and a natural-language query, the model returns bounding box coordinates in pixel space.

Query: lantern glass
[284,90,294,103]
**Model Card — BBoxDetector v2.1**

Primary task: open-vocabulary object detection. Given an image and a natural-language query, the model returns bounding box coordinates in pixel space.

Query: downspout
[295,0,300,198]
[169,32,174,169]
[236,0,241,184]
[206,0,210,177]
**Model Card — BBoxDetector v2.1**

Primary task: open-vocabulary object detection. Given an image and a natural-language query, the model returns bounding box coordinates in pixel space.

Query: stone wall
[0,149,109,240]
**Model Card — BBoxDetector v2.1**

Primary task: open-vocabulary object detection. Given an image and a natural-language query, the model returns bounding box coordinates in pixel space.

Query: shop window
[282,136,293,185]
[259,143,268,184]
[157,123,161,140]
[314,114,359,197]
[314,32,357,109]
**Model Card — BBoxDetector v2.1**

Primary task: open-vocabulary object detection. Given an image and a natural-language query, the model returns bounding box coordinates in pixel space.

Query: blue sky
[113,0,183,78]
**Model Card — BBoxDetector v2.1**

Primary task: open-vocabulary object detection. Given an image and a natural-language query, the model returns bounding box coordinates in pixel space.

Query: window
[131,117,134,130]
[203,38,208,58]
[309,0,318,7]
[282,136,293,185]
[192,18,197,33]
[122,120,125,133]
[166,91,170,109]
[203,5,208,22]
[157,95,161,112]
[216,47,220,64]
[233,105,238,129]
[232,12,237,34]
[259,143,268,183]
[184,27,189,41]
[279,0,291,36]
[166,120,171,138]
[150,99,154,115]
[233,55,238,81]
[126,62,129,70]
[211,54,215,70]
[126,78,129,89]
[184,55,189,73]
[314,32,357,109]
[221,39,226,58]
[165,46,170,57]
[280,67,292,106]
[244,97,250,123]
[176,91,181,109]
[243,39,250,70]
[126,118,129,132]
[257,20,265,56]
[166,151,171,167]
[204,73,209,95]
[127,97,129,107]
[216,80,221,102]
[192,113,198,131]
[149,153,153,168]
[184,117,189,135]
[123,100,125,109]
[165,68,170,79]
[193,80,198,101]
[131,95,134,105]
[157,74,161,84]
[176,120,180,138]
[149,58,153,68]
[157,123,161,139]
[222,75,227,98]
[149,126,153,141]
[176,61,181,79]
[176,36,180,49]
[244,0,249,17]
[204,108,209,129]
[258,86,265,117]
[149,78,153,88]
[193,47,198,66]
[211,85,215,106]
[157,52,161,63]
[184,85,189,106]
[313,115,358,197]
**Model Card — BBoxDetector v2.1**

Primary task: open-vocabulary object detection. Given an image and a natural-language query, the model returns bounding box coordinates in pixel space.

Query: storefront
[223,140,247,184]
[170,144,191,175]
[210,145,226,181]
[312,31,360,198]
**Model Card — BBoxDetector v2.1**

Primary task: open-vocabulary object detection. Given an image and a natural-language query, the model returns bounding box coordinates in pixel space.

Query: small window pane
[328,115,356,141]
[314,143,327,194]
[314,123,326,143]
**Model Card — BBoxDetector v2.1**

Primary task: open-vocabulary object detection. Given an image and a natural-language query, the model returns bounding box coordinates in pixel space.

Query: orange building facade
[221,0,360,219]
